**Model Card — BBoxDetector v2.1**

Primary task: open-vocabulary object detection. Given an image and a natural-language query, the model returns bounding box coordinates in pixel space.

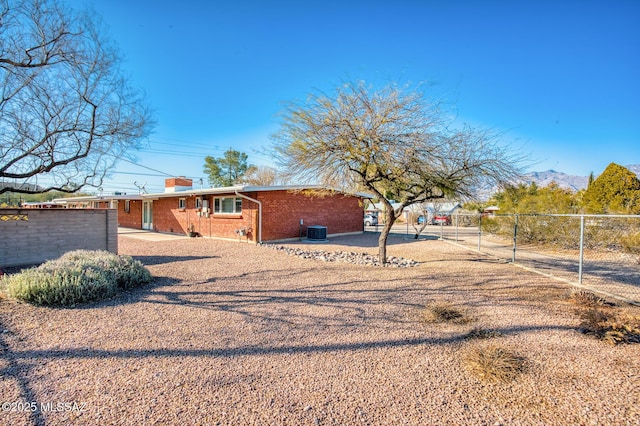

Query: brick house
[56,178,370,243]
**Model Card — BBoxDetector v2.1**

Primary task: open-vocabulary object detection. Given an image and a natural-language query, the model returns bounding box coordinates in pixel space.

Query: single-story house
[55,177,371,243]
[483,206,500,216]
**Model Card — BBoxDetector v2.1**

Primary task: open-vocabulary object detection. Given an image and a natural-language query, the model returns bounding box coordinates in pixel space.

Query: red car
[432,215,451,225]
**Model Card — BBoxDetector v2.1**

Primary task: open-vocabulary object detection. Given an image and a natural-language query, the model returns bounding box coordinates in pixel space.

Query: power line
[116,157,174,177]
[110,171,170,177]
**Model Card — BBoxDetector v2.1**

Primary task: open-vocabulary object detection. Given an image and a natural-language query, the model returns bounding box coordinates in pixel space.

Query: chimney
[165,177,193,193]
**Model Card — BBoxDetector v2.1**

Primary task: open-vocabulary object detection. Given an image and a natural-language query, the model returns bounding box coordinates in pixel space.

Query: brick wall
[256,190,364,241]
[130,189,364,242]
[152,195,258,240]
[116,199,143,228]
[0,209,117,267]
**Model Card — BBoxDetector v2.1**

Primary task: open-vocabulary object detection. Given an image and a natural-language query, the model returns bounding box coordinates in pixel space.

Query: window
[178,198,186,210]
[214,197,242,214]
[124,200,130,213]
[195,197,203,209]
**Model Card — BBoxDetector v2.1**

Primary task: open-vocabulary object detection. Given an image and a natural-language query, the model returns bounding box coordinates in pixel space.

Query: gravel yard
[1,232,639,425]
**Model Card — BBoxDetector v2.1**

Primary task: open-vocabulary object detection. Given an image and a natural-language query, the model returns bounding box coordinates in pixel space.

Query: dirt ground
[0,232,639,425]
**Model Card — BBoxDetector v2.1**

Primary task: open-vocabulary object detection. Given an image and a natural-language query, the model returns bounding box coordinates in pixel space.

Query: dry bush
[422,302,471,324]
[466,327,503,339]
[578,308,640,345]
[568,289,607,307]
[463,345,526,383]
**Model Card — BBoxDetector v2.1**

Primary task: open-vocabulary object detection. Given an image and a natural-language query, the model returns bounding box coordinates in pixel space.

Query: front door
[142,201,153,230]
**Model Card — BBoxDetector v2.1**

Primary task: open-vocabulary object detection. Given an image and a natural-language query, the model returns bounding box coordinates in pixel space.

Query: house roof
[53,185,373,203]
[145,185,373,199]
[53,194,144,204]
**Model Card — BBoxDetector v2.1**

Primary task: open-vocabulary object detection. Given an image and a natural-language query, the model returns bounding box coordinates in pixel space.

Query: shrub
[480,217,500,234]
[422,302,471,324]
[466,327,503,339]
[3,250,152,306]
[463,345,526,383]
[578,308,640,345]
[568,289,607,307]
[620,232,640,255]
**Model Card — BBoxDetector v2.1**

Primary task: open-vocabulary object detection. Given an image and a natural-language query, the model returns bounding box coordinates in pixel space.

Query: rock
[260,244,418,268]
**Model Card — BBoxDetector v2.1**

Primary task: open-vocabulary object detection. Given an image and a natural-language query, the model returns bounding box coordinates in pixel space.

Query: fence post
[578,215,585,285]
[512,214,518,263]
[455,213,459,241]
[478,214,482,252]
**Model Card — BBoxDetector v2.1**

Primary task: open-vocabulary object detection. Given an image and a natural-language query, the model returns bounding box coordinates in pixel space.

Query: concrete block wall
[0,209,117,267]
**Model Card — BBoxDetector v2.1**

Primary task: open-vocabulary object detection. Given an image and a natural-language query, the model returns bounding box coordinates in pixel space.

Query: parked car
[364,214,378,226]
[433,215,451,225]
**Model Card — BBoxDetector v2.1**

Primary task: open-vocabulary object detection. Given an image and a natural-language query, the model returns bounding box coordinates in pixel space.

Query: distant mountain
[0,182,43,192]
[521,164,640,192]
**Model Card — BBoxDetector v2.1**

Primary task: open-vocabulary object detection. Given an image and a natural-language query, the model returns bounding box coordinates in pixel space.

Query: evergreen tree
[581,163,640,214]
[203,149,254,187]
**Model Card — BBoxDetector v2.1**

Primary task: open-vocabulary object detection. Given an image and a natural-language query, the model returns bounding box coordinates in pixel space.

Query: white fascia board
[143,185,374,199]
[52,194,144,203]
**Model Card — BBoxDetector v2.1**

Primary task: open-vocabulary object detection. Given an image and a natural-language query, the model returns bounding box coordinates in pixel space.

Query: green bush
[480,217,500,234]
[620,232,640,255]
[3,250,152,306]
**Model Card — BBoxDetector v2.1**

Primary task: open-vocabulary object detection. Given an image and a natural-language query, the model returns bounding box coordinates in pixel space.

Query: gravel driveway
[1,232,638,425]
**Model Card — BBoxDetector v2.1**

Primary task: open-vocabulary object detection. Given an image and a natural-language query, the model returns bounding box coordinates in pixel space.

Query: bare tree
[0,0,153,194]
[273,81,524,263]
[241,165,289,186]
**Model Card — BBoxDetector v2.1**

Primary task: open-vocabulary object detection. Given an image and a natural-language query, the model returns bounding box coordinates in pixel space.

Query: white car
[364,214,378,226]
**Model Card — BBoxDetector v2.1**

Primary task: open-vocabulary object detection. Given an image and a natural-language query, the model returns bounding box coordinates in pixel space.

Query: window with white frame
[195,197,203,209]
[178,198,186,210]
[124,200,130,213]
[214,197,242,214]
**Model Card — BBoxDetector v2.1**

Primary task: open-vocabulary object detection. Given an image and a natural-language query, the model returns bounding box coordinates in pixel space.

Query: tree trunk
[378,207,396,264]
[413,222,428,239]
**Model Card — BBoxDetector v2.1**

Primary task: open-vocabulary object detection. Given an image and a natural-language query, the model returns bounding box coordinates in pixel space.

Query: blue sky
[68,0,639,194]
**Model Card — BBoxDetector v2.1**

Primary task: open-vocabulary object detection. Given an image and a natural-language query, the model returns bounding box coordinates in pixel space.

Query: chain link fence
[414,213,640,305]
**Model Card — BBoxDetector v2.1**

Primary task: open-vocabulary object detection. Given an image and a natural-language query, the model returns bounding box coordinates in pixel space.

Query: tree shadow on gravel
[0,263,579,426]
[0,316,47,426]
[3,324,575,361]
[131,254,220,266]
[0,319,585,426]
[116,267,564,329]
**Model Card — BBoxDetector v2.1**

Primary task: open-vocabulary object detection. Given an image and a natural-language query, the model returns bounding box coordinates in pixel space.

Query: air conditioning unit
[307,225,327,241]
